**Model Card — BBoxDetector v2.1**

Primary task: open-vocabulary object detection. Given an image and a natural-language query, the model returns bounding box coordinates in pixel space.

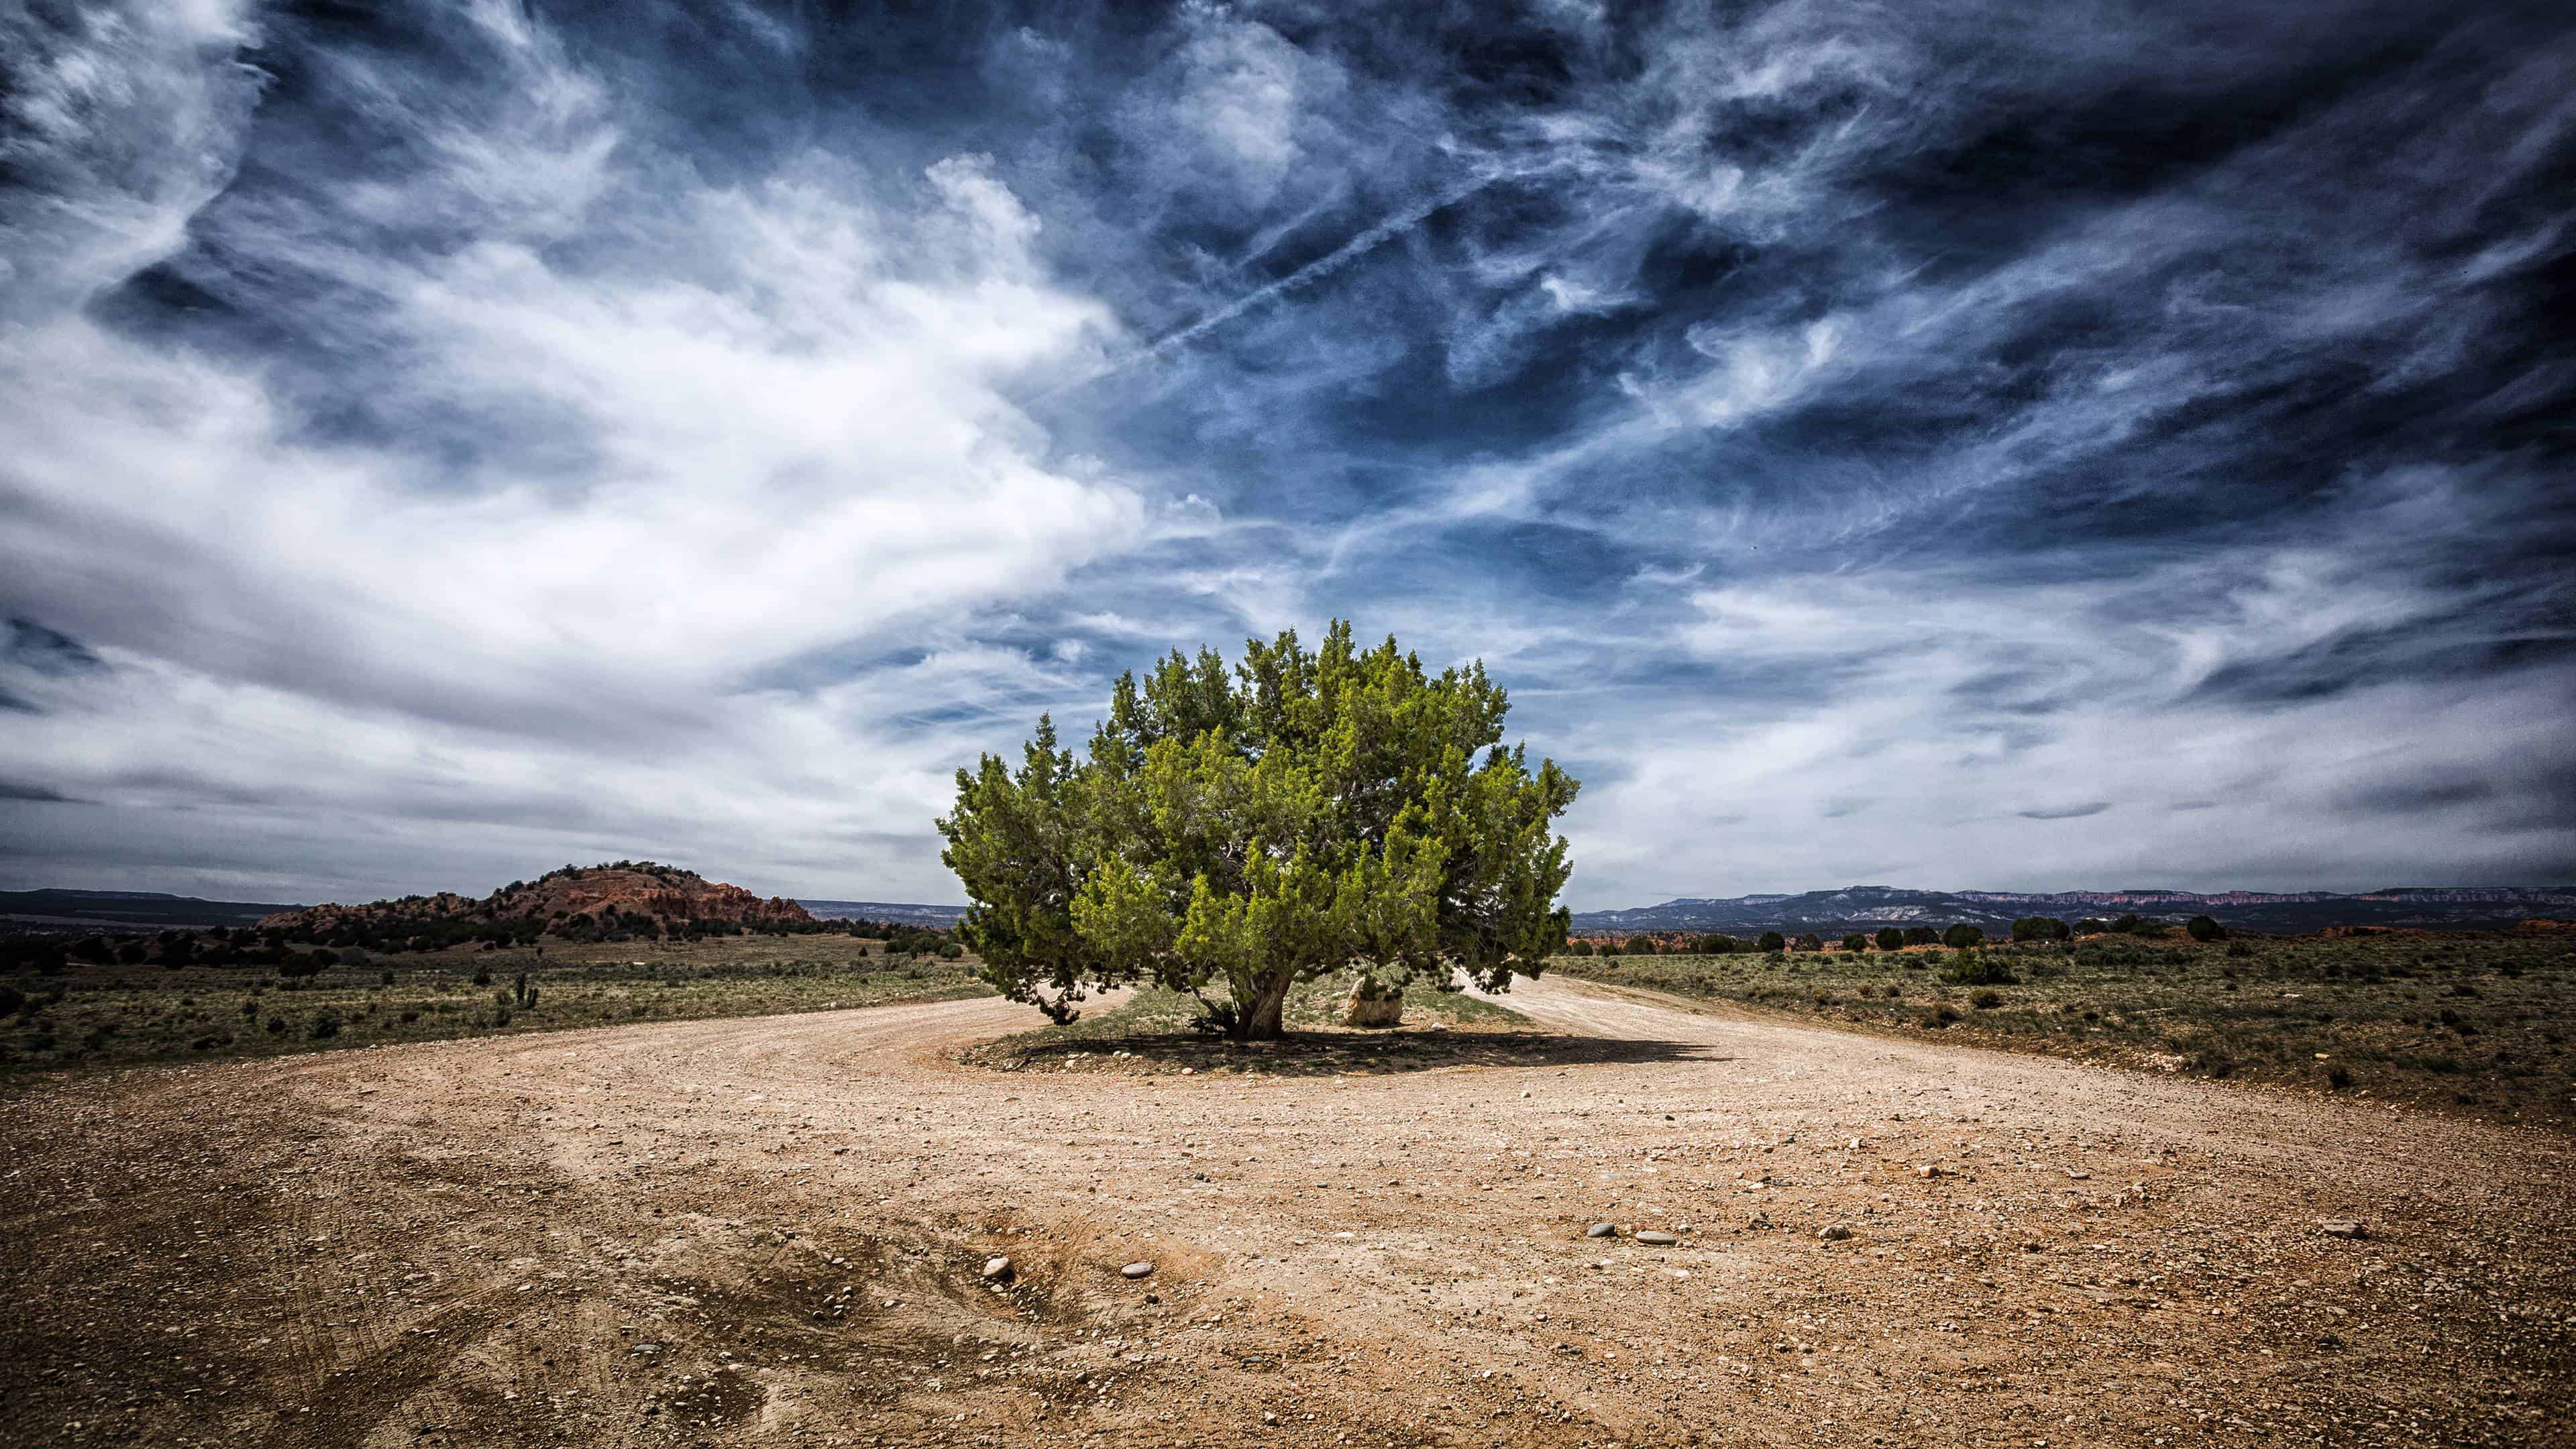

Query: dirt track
[2,976,2569,1448]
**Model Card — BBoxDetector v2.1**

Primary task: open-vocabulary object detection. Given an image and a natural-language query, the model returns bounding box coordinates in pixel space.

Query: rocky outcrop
[259,862,813,934]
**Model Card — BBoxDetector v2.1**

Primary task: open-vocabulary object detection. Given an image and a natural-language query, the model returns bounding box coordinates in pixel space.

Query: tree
[1902,926,1940,946]
[1794,932,1823,951]
[940,623,1580,1041]
[1758,931,1786,952]
[1699,933,1737,954]
[2186,914,2227,943]
[2112,914,2145,934]
[2011,916,2070,943]
[2075,918,2108,935]
[1942,923,1985,949]
[1841,932,1870,953]
[1875,926,1904,951]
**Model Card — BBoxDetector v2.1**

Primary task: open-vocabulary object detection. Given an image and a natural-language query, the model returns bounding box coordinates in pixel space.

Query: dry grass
[1550,928,2576,1127]
[0,933,988,1076]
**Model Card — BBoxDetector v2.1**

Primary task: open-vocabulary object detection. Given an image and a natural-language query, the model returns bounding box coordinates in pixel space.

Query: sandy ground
[1,975,2569,1449]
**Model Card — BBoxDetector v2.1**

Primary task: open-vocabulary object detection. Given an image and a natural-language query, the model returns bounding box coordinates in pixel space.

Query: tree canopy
[938,623,1580,1040]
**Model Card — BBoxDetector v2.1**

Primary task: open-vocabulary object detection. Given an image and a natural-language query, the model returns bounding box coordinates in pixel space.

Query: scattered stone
[2067,1169,2090,1180]
[983,1256,1014,1281]
[1917,1165,1945,1179]
[1635,1230,1679,1246]
[1819,1225,1852,1242]
[2316,1220,2367,1240]
[1586,1222,1617,1239]
[1121,1261,1155,1279]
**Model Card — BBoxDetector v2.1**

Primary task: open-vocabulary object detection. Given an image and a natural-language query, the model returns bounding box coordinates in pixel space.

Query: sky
[2,0,2572,910]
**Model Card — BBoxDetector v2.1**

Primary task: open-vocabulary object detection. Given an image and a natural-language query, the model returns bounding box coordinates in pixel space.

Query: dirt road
[2,975,2568,1448]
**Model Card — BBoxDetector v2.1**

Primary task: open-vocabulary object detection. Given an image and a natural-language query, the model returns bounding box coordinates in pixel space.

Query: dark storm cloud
[1,0,2571,903]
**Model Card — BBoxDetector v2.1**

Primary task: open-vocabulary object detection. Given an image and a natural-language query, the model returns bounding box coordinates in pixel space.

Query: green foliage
[1699,933,1737,955]
[2011,916,2070,942]
[1942,923,1986,949]
[1876,926,1904,951]
[1758,932,1786,951]
[1941,950,2019,985]
[2186,914,2228,942]
[1794,932,1823,951]
[940,623,1580,1040]
[1902,926,1940,946]
[1841,932,1870,953]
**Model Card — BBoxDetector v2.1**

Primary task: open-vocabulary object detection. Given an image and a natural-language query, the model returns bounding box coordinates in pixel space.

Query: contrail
[1047,170,1507,396]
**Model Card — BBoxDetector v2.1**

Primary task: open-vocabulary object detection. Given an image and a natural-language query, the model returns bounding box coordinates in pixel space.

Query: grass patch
[0,934,989,1077]
[1552,929,2576,1128]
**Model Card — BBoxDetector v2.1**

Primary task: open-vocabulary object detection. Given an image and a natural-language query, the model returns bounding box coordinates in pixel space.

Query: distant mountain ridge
[0,888,306,930]
[798,900,967,928]
[1571,884,2576,934]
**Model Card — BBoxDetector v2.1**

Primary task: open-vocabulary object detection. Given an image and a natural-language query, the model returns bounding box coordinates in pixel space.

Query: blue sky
[2,0,2572,908]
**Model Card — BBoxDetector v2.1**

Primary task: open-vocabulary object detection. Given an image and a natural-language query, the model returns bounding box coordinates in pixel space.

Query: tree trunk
[1235,971,1293,1040]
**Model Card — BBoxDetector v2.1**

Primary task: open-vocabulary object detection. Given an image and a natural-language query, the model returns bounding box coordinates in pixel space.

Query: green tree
[1699,933,1737,954]
[1942,923,1985,949]
[2010,916,2070,943]
[2186,914,2227,942]
[1875,926,1904,951]
[1902,926,1940,946]
[1841,932,1870,953]
[940,623,1580,1041]
[1758,930,1786,952]
[1794,932,1823,951]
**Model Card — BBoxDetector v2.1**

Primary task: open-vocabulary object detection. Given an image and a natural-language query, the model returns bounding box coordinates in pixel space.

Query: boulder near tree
[939,623,1580,1041]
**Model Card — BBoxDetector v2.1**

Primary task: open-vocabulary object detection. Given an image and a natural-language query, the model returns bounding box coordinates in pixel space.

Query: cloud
[3,0,2572,906]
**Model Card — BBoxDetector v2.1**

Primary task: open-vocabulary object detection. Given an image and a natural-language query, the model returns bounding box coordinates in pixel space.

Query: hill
[1570,883,2576,934]
[0,888,307,931]
[258,861,812,937]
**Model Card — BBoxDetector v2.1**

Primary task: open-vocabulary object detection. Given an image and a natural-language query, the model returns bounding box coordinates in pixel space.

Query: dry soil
[1,975,2569,1448]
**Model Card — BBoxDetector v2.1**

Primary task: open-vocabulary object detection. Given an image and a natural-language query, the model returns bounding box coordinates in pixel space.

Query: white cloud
[0,1,1146,900]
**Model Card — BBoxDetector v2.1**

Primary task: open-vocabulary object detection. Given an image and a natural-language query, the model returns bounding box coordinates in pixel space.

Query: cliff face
[259,863,812,933]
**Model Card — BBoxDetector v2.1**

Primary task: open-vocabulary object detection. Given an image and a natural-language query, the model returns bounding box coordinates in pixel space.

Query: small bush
[2187,915,2227,943]
[1941,951,2018,986]
[1972,989,2002,1009]
[472,967,492,986]
[1841,933,1870,953]
[308,1011,341,1040]
[1758,932,1786,952]
[1942,924,1986,949]
[1876,927,1904,951]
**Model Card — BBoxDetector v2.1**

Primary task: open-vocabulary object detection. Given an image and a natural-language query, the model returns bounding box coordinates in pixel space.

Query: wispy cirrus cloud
[2,0,2571,905]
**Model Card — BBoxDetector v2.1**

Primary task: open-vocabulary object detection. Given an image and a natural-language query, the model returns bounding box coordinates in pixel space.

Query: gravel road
[1,975,2567,1448]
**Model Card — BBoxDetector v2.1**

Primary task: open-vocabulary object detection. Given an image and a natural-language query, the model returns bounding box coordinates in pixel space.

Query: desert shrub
[472,967,492,986]
[264,1014,288,1035]
[308,1010,341,1040]
[938,942,965,959]
[0,985,19,1016]
[1972,989,2003,1009]
[1902,926,1940,947]
[379,968,396,984]
[2010,916,2070,943]
[2225,940,2253,958]
[1793,932,1823,951]
[1841,932,1870,953]
[1700,934,1737,954]
[1930,1005,1960,1026]
[1876,927,1904,951]
[398,1008,420,1023]
[1758,932,1786,952]
[1565,940,1593,957]
[2327,1063,2353,1089]
[277,955,325,979]
[1942,924,1986,949]
[1941,951,2018,986]
[2187,915,2227,942]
